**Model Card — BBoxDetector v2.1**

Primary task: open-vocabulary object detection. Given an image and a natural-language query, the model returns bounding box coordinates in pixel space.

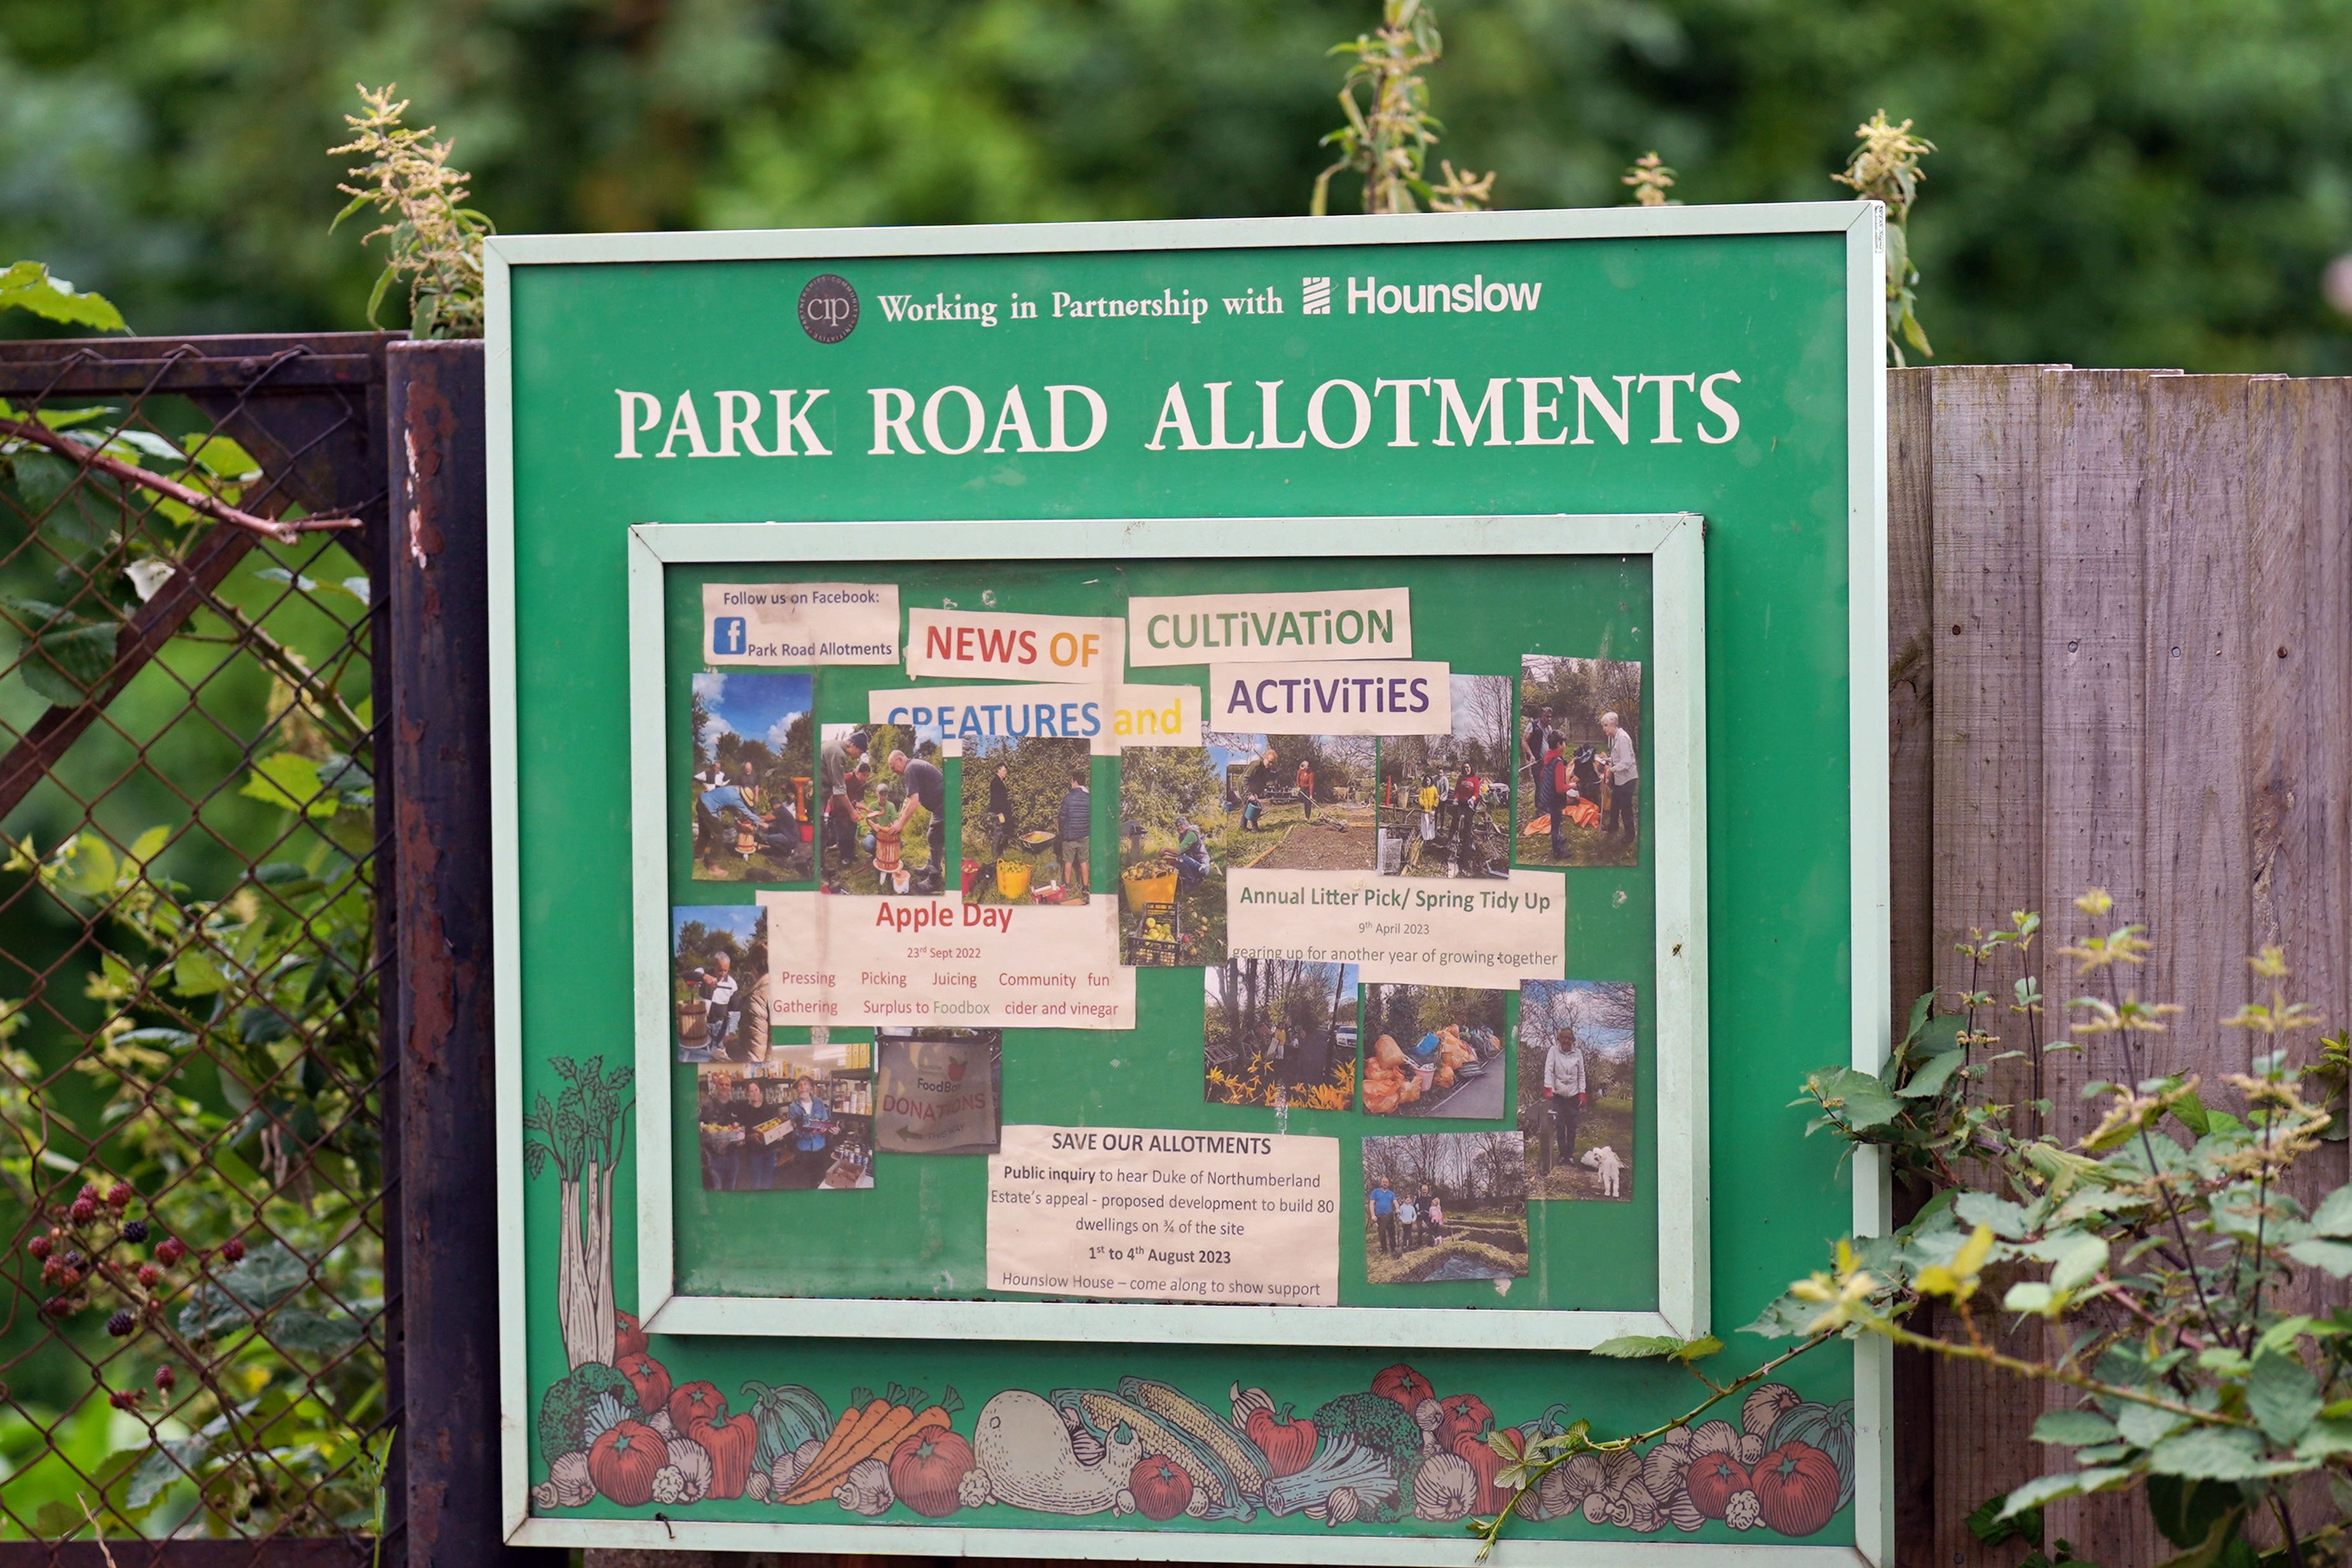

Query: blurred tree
[2,0,2350,369]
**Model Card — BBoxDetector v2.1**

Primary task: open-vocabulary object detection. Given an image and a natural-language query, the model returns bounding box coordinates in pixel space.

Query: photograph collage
[672,578,1650,1293]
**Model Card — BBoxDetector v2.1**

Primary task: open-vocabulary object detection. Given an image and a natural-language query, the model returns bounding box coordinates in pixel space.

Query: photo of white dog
[1579,1143,1625,1199]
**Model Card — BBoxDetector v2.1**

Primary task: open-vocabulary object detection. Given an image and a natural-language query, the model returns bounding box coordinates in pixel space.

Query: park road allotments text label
[1227,868,1566,988]
[701,582,900,665]
[987,1125,1340,1306]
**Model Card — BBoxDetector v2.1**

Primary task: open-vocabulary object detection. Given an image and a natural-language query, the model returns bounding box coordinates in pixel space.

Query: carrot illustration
[785,1384,917,1503]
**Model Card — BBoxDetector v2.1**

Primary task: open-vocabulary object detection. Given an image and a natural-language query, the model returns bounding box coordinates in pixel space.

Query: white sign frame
[624,512,1708,1355]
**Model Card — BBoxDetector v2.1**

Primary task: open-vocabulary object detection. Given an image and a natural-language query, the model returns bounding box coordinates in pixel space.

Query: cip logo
[798,274,859,343]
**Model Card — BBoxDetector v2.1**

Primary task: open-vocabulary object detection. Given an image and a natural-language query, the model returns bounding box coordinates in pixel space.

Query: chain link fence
[0,336,395,1563]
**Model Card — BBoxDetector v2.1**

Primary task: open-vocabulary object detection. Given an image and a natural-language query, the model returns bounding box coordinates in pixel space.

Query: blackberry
[26,1234,50,1260]
[106,1309,135,1337]
[121,1219,147,1243]
[220,1237,246,1264]
[69,1197,97,1224]
[106,1182,133,1208]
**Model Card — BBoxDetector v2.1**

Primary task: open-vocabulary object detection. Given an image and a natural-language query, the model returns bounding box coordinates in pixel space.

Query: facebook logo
[713,617,747,657]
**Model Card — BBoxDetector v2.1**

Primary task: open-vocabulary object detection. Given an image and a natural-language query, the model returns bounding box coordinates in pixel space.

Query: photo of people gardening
[671,904,767,1063]
[1360,985,1509,1119]
[689,672,813,882]
[1515,979,1637,1201]
[1376,674,1512,878]
[819,721,946,896]
[1360,1131,1529,1284]
[1517,655,1644,868]
[1206,730,1376,871]
[1113,745,1229,965]
[695,1050,875,1192]
[1203,957,1358,1110]
[959,732,1093,905]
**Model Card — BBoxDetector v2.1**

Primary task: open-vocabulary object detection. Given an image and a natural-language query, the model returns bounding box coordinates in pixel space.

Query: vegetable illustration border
[528,1306,1856,1543]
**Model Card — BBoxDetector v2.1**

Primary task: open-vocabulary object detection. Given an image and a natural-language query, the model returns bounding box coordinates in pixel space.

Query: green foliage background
[4,0,2352,369]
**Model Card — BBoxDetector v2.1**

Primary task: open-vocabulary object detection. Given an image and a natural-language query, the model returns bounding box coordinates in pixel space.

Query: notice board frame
[625,512,1707,1351]
[486,203,1893,1565]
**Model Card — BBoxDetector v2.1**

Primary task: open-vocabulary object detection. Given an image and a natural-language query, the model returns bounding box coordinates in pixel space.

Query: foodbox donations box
[489,205,1889,1563]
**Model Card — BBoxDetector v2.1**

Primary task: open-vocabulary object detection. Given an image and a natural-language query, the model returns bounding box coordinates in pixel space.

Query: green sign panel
[489,207,1890,1564]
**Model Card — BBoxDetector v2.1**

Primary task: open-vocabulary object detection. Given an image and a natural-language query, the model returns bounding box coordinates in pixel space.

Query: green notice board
[489,208,1890,1564]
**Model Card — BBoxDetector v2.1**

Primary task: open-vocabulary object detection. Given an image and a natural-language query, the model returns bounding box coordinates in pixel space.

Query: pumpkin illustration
[1683,1452,1753,1520]
[613,1310,648,1363]
[588,1419,666,1507]
[1751,1442,1841,1536]
[617,1353,670,1419]
[669,1380,728,1434]
[891,1423,976,1518]
[1434,1393,1494,1454]
[688,1408,760,1499]
[1371,1363,1436,1412]
[1129,1454,1194,1522]
[1766,1400,1857,1508]
[1245,1405,1318,1479]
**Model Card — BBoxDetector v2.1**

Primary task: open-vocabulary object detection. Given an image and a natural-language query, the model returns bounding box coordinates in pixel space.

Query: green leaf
[2147,1475,2249,1551]
[0,261,128,332]
[32,1499,85,1538]
[2147,1504,2249,1568]
[2034,1409,2121,1447]
[175,1241,309,1339]
[2146,1427,2295,1480]
[171,946,227,997]
[2248,1349,2321,1445]
[1913,1011,1966,1058]
[1589,1334,1681,1359]
[240,753,332,818]
[1805,1065,1901,1129]
[254,566,318,592]
[20,616,120,709]
[2000,1467,2134,1518]
[2294,1417,2352,1460]
[125,1436,209,1509]
[268,1306,362,1356]
[58,833,117,897]
[2116,1400,2189,1449]
[1669,1335,1725,1363]
[2285,1237,2352,1277]
[182,434,259,481]
[2308,1186,2352,1238]
[2047,1231,2110,1293]
[1903,990,1935,1047]
[1955,1190,2032,1239]
[1967,1492,2041,1547]
[1898,1048,1964,1098]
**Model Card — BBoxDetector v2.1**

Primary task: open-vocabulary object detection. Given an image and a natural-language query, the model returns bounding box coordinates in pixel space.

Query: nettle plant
[1479,892,2352,1567]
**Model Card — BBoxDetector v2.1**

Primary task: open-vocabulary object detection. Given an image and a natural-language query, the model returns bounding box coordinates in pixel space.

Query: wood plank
[1889,367,1937,1030]
[2033,367,2157,1562]
[1927,364,2048,1568]
[2245,376,2352,1306]
[1884,366,1938,1568]
[2144,376,2255,1077]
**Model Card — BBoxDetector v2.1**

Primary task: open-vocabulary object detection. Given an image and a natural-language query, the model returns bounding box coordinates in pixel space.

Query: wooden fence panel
[1891,364,2352,1566]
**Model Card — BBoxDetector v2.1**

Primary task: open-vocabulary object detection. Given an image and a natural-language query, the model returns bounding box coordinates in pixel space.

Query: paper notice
[702,582,899,665]
[868,683,1200,755]
[1127,587,1411,667]
[1225,868,1566,988]
[987,1125,1339,1306]
[904,609,1123,684]
[1207,661,1451,735]
[760,892,1135,1029]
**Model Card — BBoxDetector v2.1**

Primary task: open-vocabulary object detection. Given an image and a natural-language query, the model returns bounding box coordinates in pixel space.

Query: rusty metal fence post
[385,340,562,1568]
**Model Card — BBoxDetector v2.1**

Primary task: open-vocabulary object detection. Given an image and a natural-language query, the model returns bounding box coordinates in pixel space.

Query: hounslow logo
[798,274,858,343]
